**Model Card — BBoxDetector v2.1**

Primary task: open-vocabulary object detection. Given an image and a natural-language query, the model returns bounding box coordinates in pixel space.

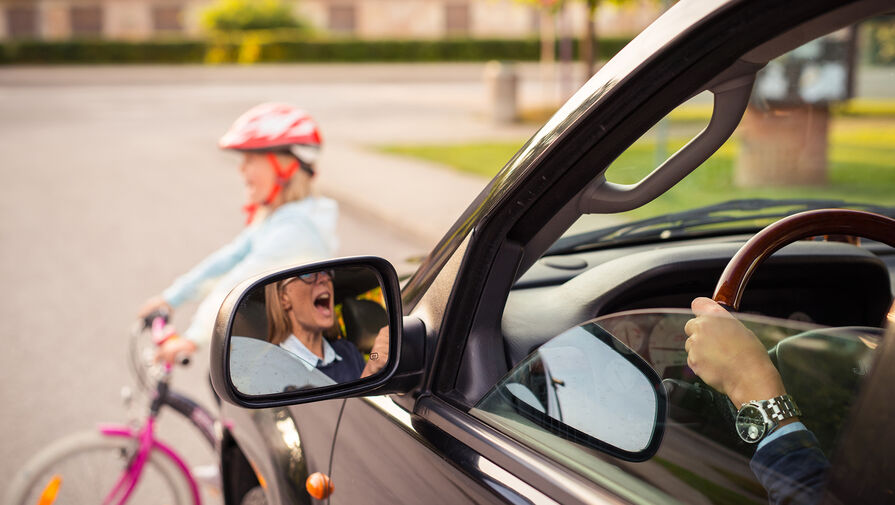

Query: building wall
[0,0,659,41]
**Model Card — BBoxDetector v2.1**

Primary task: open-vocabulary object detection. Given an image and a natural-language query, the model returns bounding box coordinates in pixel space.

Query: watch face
[736,404,767,443]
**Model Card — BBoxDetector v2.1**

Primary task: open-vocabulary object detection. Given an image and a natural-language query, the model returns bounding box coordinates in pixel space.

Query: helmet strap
[243,153,300,225]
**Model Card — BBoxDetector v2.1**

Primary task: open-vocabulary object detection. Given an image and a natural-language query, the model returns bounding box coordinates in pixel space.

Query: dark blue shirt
[751,429,830,505]
[317,339,365,383]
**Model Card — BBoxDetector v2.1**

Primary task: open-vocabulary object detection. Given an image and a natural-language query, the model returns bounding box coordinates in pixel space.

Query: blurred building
[0,0,660,41]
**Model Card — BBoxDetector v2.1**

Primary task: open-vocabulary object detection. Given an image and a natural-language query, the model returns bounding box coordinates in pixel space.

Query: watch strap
[760,395,801,424]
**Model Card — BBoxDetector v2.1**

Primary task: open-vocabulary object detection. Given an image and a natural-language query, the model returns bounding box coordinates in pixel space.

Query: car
[207,0,895,504]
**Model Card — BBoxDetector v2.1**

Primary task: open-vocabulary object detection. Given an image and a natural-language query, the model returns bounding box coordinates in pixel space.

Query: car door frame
[389,0,888,502]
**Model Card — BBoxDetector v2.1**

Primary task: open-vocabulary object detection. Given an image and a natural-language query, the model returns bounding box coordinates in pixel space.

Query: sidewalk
[317,143,494,247]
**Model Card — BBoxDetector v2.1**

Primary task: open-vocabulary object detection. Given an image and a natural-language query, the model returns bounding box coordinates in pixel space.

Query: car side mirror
[475,322,666,461]
[210,256,417,408]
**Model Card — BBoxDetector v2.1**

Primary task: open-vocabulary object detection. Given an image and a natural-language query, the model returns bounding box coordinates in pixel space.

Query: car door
[221,399,344,504]
[326,1,894,504]
[329,396,513,505]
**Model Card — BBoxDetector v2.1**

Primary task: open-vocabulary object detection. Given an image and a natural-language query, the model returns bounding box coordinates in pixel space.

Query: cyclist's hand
[155,337,197,365]
[138,296,172,321]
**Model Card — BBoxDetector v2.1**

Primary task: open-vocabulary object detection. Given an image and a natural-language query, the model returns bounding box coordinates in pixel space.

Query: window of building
[70,5,103,37]
[152,5,183,33]
[328,4,356,35]
[445,3,470,36]
[6,5,38,38]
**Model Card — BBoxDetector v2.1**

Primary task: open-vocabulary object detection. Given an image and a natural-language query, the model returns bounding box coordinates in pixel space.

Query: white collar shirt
[280,334,343,370]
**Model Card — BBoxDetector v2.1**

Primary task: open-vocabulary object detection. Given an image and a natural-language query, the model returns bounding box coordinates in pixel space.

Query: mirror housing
[210,256,423,408]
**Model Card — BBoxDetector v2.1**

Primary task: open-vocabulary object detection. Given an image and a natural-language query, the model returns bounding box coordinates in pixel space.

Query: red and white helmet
[219,102,322,170]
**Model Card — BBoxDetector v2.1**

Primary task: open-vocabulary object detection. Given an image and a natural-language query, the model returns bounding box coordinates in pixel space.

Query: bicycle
[6,312,221,505]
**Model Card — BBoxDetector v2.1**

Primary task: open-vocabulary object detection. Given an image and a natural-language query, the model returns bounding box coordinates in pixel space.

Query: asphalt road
[0,64,519,499]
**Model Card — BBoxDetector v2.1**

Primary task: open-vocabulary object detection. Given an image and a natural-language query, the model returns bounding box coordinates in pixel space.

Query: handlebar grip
[143,309,170,329]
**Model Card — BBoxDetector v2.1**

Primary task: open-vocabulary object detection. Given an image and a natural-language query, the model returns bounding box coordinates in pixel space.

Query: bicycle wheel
[6,431,193,505]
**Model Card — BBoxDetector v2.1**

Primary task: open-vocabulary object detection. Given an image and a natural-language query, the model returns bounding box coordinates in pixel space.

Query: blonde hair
[252,152,314,222]
[280,164,313,203]
[265,278,341,346]
[265,281,291,345]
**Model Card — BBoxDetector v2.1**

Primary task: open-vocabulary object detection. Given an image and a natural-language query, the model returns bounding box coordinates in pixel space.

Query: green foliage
[0,35,632,64]
[0,40,207,64]
[200,0,305,32]
[865,16,895,65]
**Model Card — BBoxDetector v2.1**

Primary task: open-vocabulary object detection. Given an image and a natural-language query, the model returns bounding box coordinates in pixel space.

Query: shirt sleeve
[758,421,808,452]
[162,227,253,307]
[751,428,830,505]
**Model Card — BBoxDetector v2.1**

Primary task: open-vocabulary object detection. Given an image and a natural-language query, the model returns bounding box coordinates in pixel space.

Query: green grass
[376,118,895,219]
[379,141,527,179]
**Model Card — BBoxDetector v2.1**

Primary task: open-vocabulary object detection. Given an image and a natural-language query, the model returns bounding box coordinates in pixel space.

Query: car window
[473,309,883,505]
[554,20,894,252]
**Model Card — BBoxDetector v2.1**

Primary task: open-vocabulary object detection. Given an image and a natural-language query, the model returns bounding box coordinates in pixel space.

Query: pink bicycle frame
[98,418,202,505]
[99,351,203,505]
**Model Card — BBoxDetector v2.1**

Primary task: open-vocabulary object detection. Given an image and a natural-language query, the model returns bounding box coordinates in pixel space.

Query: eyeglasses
[278,270,334,289]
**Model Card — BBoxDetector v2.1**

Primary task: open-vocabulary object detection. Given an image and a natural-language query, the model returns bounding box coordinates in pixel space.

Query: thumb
[691,297,731,317]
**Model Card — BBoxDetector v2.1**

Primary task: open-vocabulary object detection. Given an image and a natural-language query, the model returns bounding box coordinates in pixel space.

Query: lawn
[377,114,895,219]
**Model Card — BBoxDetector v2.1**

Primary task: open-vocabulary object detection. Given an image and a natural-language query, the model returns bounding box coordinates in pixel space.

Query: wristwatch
[735,394,801,443]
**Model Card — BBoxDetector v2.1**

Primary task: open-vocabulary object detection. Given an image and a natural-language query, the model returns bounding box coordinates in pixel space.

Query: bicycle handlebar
[134,310,191,367]
[141,309,170,330]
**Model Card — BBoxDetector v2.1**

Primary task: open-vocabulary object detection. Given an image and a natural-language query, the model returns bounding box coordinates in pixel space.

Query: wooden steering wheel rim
[712,209,895,311]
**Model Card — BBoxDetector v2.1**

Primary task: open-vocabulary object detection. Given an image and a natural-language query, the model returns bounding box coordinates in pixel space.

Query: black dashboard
[503,237,893,365]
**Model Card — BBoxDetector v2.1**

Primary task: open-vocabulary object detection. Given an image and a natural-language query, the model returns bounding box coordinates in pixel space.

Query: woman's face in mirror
[279,271,335,334]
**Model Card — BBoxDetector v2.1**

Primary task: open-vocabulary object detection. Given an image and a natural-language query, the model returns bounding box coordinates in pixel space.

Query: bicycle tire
[6,431,194,505]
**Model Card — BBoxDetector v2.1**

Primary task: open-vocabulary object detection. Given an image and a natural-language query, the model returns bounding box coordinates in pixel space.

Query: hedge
[0,36,633,64]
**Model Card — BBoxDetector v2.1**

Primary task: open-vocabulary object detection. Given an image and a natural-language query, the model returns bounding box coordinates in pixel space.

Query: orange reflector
[305,472,334,500]
[37,475,62,505]
[247,458,267,489]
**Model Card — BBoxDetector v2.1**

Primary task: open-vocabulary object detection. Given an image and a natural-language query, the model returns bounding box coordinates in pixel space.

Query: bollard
[484,60,518,124]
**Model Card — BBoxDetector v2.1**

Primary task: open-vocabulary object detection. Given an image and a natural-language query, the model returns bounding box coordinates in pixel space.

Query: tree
[580,0,663,78]
[200,0,306,33]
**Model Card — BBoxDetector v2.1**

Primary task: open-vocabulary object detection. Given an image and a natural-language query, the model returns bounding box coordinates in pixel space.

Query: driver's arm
[685,297,829,505]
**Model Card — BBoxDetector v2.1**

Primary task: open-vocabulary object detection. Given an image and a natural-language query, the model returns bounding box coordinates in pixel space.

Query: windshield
[556,24,895,253]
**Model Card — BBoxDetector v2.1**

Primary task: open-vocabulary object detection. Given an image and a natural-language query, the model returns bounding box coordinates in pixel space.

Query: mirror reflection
[476,324,659,454]
[229,265,390,396]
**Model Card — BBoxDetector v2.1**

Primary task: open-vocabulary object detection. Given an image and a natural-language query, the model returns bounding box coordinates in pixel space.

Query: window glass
[328,4,356,35]
[477,323,659,454]
[475,309,883,504]
[445,3,470,36]
[152,6,183,33]
[70,5,103,37]
[556,19,894,249]
[6,5,38,38]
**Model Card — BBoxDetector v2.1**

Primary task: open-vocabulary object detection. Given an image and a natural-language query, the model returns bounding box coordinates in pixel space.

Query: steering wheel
[713,209,895,311]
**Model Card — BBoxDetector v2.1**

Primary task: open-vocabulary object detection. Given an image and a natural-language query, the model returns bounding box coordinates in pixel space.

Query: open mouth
[313,292,332,316]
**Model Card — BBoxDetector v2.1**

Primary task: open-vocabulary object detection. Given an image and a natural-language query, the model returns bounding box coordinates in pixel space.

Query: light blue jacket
[163,197,338,343]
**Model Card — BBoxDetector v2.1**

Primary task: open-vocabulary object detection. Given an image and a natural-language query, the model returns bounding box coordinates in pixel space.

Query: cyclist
[139,103,339,363]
